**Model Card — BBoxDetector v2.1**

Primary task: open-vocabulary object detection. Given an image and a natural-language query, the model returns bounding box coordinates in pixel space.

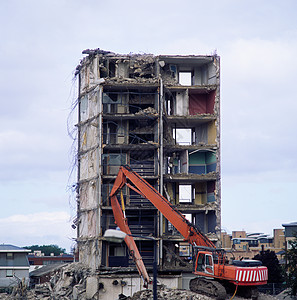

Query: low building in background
[29,263,68,286]
[0,244,30,288]
[282,222,297,249]
[221,228,286,262]
[28,252,75,285]
[28,252,74,271]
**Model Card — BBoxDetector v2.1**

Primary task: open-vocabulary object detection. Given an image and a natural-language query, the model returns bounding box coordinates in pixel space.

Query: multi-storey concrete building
[75,49,221,272]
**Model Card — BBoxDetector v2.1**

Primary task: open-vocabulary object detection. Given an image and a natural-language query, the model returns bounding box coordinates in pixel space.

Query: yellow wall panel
[194,183,207,204]
[208,121,216,144]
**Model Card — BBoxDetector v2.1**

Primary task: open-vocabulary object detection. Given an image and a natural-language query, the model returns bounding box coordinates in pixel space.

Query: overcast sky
[0,0,296,252]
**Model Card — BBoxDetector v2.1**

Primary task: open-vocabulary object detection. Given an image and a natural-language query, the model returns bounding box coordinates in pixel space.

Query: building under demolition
[75,49,221,274]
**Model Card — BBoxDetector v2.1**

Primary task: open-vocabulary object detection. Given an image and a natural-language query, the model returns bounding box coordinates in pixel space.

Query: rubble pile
[129,54,155,78]
[104,76,159,85]
[161,74,179,86]
[135,107,157,115]
[0,293,9,300]
[1,263,91,300]
[131,288,282,300]
[131,287,213,300]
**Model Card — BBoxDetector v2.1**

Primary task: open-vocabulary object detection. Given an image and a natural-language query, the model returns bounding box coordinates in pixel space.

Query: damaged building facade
[75,49,221,274]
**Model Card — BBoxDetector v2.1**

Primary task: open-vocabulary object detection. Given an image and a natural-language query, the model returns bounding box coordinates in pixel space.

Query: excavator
[109,165,268,299]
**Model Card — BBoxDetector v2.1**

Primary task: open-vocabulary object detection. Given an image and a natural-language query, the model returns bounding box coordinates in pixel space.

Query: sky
[0,0,296,252]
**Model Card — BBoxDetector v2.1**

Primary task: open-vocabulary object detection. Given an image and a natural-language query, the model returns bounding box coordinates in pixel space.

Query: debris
[104,76,158,85]
[130,288,281,300]
[82,48,113,56]
[1,263,90,300]
[135,107,157,115]
[131,287,212,300]
[0,263,282,300]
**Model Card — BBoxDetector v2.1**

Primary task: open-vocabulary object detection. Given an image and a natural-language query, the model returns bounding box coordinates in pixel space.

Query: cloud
[0,212,75,251]
[0,127,70,181]
[223,38,297,85]
[221,38,297,176]
[0,0,296,249]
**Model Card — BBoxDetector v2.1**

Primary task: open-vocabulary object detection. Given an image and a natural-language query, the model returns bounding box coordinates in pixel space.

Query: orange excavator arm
[110,164,214,250]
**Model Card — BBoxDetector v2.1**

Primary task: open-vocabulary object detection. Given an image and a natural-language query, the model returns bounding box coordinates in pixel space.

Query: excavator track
[190,277,227,300]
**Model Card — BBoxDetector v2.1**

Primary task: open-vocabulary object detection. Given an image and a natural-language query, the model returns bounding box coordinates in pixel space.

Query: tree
[285,235,297,296]
[253,250,283,283]
[23,244,66,256]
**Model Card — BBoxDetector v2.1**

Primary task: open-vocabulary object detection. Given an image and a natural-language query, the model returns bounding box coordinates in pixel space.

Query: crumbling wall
[75,49,221,271]
[8,263,181,300]
[77,77,102,268]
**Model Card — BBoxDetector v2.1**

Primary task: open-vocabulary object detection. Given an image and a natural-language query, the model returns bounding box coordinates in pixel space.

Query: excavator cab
[195,251,214,275]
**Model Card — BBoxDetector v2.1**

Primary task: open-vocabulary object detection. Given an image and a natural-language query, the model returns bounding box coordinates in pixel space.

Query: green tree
[253,250,283,283]
[23,244,66,256]
[285,235,297,296]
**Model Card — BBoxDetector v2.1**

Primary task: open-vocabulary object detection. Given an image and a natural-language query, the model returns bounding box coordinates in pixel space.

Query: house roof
[282,222,297,227]
[232,237,256,241]
[0,244,31,253]
[30,263,68,277]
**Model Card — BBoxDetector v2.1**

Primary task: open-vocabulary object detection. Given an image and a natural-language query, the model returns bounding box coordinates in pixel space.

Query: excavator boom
[110,165,214,248]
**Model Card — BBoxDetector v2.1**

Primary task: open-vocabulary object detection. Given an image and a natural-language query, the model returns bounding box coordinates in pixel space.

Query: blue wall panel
[207,193,215,203]
[189,166,206,174]
[206,163,216,173]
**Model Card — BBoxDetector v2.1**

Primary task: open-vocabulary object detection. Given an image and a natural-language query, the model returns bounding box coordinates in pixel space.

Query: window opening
[169,65,177,80]
[197,253,205,271]
[173,128,192,145]
[109,61,116,77]
[179,243,191,257]
[167,220,179,235]
[6,253,13,259]
[179,185,192,203]
[205,254,214,274]
[110,244,126,256]
[6,253,14,267]
[183,214,192,222]
[206,255,213,266]
[179,72,192,85]
[167,98,172,115]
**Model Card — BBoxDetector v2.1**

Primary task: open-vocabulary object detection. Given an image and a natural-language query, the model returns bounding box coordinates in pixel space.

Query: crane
[109,165,268,299]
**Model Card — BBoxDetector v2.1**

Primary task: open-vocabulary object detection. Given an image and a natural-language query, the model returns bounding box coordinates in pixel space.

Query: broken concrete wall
[79,55,100,94]
[97,274,181,300]
[77,82,102,269]
[11,263,181,300]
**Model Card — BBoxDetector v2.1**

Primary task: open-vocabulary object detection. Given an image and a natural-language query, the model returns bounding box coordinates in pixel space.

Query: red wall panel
[189,91,215,115]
